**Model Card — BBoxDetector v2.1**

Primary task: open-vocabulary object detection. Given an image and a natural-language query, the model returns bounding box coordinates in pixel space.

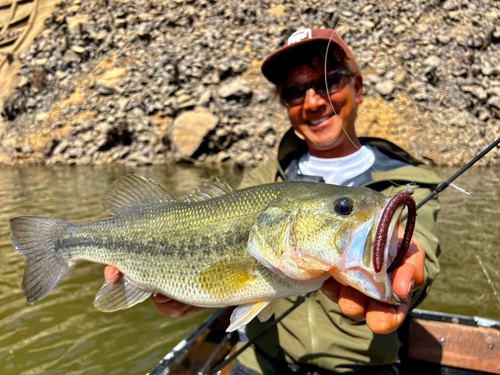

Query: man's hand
[321,228,425,334]
[104,266,205,317]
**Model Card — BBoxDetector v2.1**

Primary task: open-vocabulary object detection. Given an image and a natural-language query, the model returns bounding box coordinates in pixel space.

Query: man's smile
[307,114,334,127]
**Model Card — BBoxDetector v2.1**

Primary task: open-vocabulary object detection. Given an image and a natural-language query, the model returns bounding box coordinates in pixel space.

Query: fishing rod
[402,136,500,220]
[205,136,500,375]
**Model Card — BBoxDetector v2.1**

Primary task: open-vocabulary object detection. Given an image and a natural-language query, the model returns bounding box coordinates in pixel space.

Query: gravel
[1,0,500,167]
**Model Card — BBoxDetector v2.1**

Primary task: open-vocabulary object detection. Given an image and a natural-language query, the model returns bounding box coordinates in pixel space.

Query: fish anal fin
[94,277,151,312]
[227,301,271,332]
[101,174,177,215]
[277,247,331,280]
[198,258,256,297]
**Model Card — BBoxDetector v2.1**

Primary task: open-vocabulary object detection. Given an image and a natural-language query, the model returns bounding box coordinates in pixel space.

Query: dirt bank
[1,0,500,167]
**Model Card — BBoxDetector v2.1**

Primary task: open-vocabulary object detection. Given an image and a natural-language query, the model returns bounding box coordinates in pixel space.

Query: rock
[66,14,89,30]
[197,90,211,106]
[481,66,497,76]
[218,79,252,100]
[461,85,488,100]
[263,134,276,147]
[35,112,49,122]
[423,56,441,68]
[494,26,500,40]
[234,151,253,165]
[56,70,67,79]
[364,21,375,30]
[467,37,483,49]
[176,94,192,104]
[16,76,29,88]
[63,50,80,64]
[216,151,231,162]
[442,0,459,11]
[236,139,251,152]
[178,98,197,109]
[52,140,69,155]
[171,109,219,157]
[375,81,395,96]
[437,34,451,44]
[393,69,406,84]
[408,82,427,100]
[71,45,86,54]
[393,25,405,34]
[366,74,380,84]
[256,91,270,102]
[487,96,500,110]
[267,5,285,19]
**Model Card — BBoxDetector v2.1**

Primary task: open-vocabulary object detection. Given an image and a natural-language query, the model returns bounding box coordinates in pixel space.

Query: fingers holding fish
[152,294,205,318]
[365,294,412,335]
[104,265,122,283]
[338,286,368,321]
[319,277,341,303]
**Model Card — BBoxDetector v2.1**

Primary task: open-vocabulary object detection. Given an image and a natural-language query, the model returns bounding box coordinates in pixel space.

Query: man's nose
[302,88,327,111]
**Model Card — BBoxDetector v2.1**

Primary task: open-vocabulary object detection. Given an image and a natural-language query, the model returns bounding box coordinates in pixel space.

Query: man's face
[282,62,363,158]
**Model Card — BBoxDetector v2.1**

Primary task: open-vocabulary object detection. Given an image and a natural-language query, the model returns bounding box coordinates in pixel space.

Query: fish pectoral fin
[227,301,271,332]
[101,174,178,215]
[94,277,151,312]
[278,247,331,280]
[198,258,257,297]
[257,300,279,322]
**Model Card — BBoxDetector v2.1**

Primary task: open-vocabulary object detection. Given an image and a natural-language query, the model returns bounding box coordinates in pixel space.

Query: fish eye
[334,198,354,216]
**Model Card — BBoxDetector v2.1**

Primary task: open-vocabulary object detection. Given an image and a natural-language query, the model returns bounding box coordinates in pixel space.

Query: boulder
[171,109,219,157]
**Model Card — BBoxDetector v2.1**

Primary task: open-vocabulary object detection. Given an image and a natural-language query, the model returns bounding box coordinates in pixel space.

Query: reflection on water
[0,165,498,374]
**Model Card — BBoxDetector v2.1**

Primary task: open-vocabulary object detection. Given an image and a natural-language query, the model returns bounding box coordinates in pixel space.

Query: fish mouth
[373,193,417,273]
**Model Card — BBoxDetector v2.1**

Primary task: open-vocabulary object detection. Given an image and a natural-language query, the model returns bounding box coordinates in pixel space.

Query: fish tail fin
[10,216,72,303]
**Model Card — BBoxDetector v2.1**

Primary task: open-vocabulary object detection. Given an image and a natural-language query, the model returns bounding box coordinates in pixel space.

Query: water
[0,165,498,374]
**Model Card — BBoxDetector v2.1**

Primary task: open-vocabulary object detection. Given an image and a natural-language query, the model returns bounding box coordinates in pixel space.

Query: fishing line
[322,5,413,191]
[476,254,500,307]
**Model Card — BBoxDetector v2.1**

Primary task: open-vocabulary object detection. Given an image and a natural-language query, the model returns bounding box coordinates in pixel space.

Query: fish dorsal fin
[102,174,177,215]
[183,178,235,203]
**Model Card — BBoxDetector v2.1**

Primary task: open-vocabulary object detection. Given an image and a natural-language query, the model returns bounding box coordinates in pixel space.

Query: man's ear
[354,75,363,105]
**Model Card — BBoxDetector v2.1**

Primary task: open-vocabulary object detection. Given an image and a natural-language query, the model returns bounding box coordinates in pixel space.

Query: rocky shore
[1,0,500,167]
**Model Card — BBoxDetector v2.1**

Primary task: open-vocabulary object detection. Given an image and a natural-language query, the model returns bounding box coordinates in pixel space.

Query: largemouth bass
[10,174,415,331]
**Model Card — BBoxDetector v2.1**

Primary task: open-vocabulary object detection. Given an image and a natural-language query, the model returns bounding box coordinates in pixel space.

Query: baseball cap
[261,28,360,85]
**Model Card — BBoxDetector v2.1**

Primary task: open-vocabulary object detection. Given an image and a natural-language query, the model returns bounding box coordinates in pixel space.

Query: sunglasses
[281,70,355,107]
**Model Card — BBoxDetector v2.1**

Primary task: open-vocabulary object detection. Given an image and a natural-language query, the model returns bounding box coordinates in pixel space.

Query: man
[105,29,441,374]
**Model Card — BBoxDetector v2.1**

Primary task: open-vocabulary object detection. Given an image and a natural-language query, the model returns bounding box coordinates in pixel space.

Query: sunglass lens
[282,88,305,107]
